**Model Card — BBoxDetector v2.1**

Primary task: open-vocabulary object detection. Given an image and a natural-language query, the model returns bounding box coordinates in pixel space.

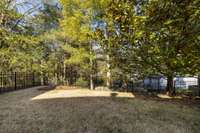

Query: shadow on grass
[131,91,200,107]
[1,93,200,133]
[110,92,118,97]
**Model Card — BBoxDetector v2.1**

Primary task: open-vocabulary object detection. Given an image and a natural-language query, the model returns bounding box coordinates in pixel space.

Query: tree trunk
[89,43,95,90]
[63,63,66,85]
[90,74,94,90]
[40,71,44,85]
[106,55,111,88]
[166,74,175,96]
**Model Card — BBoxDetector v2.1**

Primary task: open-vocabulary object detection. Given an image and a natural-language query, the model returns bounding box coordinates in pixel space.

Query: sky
[16,0,58,14]
[43,0,58,6]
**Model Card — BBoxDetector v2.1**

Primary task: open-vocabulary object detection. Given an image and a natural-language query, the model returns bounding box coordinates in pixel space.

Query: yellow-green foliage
[0,27,41,72]
[58,0,101,70]
[62,44,91,65]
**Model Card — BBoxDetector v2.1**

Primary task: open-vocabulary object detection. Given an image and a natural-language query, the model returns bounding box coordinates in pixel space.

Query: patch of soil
[38,85,56,91]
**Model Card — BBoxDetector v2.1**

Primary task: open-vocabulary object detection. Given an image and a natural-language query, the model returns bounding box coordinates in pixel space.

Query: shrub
[75,77,88,87]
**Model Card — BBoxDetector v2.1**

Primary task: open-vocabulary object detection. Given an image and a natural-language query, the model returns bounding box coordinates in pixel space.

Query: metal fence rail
[0,72,42,94]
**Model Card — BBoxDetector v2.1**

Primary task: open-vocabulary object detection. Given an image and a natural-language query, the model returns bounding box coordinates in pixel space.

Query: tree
[0,0,41,72]
[94,0,146,88]
[0,0,61,86]
[138,0,200,95]
[58,0,101,89]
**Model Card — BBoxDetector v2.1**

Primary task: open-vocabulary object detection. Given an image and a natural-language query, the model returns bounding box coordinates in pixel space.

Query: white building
[144,75,198,90]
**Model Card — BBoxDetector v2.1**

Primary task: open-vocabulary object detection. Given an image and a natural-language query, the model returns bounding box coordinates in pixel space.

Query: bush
[75,77,88,87]
[95,78,105,86]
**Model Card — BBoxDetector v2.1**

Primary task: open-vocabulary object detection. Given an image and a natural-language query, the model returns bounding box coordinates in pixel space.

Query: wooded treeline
[0,0,200,95]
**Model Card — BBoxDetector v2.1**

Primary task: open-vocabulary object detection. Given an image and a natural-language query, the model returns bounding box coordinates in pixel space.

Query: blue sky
[16,0,42,14]
[16,0,58,14]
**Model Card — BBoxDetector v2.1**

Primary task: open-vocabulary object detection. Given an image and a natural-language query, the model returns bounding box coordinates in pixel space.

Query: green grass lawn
[0,86,200,133]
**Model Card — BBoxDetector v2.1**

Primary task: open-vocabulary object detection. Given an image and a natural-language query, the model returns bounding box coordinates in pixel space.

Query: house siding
[144,76,198,90]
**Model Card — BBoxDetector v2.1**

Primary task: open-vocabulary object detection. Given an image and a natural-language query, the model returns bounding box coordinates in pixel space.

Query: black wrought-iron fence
[0,72,43,93]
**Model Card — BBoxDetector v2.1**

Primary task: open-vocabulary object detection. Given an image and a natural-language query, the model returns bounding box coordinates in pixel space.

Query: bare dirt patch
[32,87,134,100]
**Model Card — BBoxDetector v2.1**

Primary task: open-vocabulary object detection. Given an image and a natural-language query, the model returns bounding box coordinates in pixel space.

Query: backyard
[1,0,200,133]
[0,86,200,133]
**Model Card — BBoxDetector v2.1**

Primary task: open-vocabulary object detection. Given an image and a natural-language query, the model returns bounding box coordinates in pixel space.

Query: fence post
[14,72,17,90]
[24,72,26,89]
[198,75,200,96]
[0,72,2,93]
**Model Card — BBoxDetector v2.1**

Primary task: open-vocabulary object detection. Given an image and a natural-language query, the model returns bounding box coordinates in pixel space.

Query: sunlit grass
[31,86,135,100]
[157,94,182,99]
